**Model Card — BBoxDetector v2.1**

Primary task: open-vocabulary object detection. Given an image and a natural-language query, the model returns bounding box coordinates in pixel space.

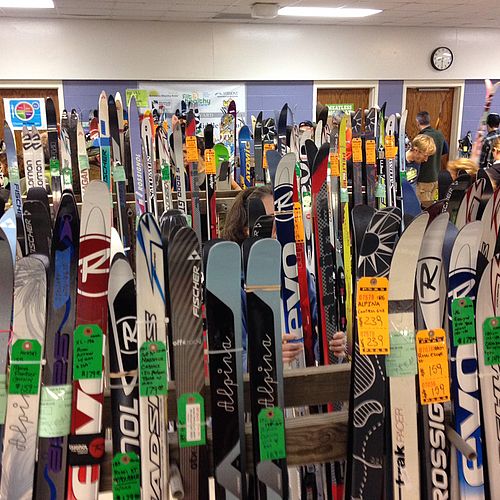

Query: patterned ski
[99,91,112,187]
[350,108,363,205]
[364,107,378,208]
[76,120,91,199]
[23,198,52,257]
[186,110,202,241]
[141,115,158,219]
[128,97,146,218]
[46,97,62,212]
[204,125,217,239]
[173,121,188,217]
[454,177,493,229]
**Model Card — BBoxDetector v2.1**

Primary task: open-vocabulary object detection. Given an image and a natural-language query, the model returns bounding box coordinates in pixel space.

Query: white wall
[1,17,499,81]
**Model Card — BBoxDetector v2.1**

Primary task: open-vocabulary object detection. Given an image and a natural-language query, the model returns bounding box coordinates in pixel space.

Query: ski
[204,125,217,239]
[99,91,112,187]
[141,114,159,219]
[46,97,62,212]
[23,197,51,257]
[454,176,493,229]
[350,108,363,206]
[186,110,202,241]
[364,107,378,208]
[128,97,147,218]
[173,121,188,218]
[239,124,253,189]
[76,119,91,199]
[156,125,173,212]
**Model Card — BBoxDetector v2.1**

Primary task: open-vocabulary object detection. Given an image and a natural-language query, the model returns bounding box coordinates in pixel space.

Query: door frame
[402,80,465,160]
[313,80,379,117]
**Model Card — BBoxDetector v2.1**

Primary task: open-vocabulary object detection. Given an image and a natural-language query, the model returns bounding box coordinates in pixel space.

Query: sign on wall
[326,103,355,114]
[3,98,47,130]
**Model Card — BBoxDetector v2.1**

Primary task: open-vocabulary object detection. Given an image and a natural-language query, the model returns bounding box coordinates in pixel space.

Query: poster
[4,98,47,130]
[326,103,354,115]
[137,82,246,138]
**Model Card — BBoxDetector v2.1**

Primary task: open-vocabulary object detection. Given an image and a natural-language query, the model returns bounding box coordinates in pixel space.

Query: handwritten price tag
[204,149,216,175]
[178,393,206,448]
[365,140,376,165]
[139,341,168,397]
[352,137,363,163]
[386,329,417,377]
[186,136,198,163]
[416,329,450,405]
[263,143,275,169]
[112,452,141,499]
[9,339,42,395]
[356,277,389,354]
[451,297,476,346]
[73,325,103,380]
[483,317,500,366]
[329,153,340,176]
[293,202,305,244]
[258,407,286,461]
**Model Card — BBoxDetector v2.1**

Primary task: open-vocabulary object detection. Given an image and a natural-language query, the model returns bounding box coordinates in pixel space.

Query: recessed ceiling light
[278,6,382,18]
[0,0,54,8]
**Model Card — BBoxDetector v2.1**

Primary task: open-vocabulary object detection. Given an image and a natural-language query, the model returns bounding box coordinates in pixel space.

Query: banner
[4,98,47,130]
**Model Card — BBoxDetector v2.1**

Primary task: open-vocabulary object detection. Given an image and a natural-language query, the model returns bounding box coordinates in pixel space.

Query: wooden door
[405,87,453,169]
[317,88,370,119]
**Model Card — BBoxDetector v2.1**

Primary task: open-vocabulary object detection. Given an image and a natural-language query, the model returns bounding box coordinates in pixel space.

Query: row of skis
[0,80,498,500]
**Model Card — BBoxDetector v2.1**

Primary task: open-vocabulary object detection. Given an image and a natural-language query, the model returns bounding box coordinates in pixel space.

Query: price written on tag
[451,297,476,346]
[139,341,168,397]
[186,136,198,163]
[416,329,450,405]
[293,202,305,244]
[258,407,286,461]
[356,277,390,354]
[161,162,171,181]
[263,143,275,169]
[9,339,42,395]
[112,452,141,499]
[365,140,376,165]
[352,138,363,163]
[386,329,417,377]
[178,392,206,448]
[385,146,398,160]
[329,153,340,176]
[204,149,216,175]
[483,317,500,365]
[38,384,72,438]
[73,325,103,380]
[113,164,126,182]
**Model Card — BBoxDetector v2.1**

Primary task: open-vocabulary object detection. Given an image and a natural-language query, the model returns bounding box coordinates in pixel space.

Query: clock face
[432,47,453,71]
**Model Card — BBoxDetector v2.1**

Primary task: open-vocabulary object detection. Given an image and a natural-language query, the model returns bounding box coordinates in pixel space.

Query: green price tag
[73,325,103,380]
[340,187,349,203]
[186,215,192,228]
[483,317,500,366]
[375,182,386,198]
[258,407,286,461]
[178,393,206,448]
[161,162,171,182]
[302,192,312,209]
[139,341,168,397]
[78,155,90,171]
[62,165,72,187]
[9,339,42,395]
[452,297,476,346]
[112,452,141,499]
[0,374,7,423]
[38,384,72,438]
[50,158,60,176]
[113,163,127,182]
[386,330,417,377]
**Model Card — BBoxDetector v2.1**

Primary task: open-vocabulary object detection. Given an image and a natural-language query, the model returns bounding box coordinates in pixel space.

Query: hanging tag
[258,407,286,461]
[329,153,340,176]
[356,277,390,354]
[112,452,141,499]
[451,297,476,346]
[385,135,395,148]
[9,339,42,395]
[113,163,126,182]
[263,143,275,169]
[161,162,171,182]
[38,384,73,438]
[186,136,198,163]
[178,393,206,447]
[416,329,450,405]
[293,202,305,244]
[386,329,417,377]
[139,341,168,397]
[352,138,363,163]
[78,155,90,171]
[205,149,216,175]
[483,317,500,366]
[50,158,61,176]
[365,140,376,164]
[73,325,103,380]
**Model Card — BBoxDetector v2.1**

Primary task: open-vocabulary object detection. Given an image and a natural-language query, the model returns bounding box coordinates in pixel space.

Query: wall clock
[431,47,453,71]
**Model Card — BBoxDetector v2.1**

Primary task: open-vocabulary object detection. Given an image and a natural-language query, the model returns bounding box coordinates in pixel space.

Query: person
[415,111,448,204]
[479,113,500,169]
[484,137,500,188]
[223,186,347,366]
[439,158,478,199]
[405,134,437,184]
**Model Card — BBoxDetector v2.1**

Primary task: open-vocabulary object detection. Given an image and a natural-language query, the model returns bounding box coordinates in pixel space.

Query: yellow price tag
[385,135,395,148]
[186,136,198,163]
[329,153,340,177]
[263,143,275,169]
[352,138,363,163]
[385,146,398,160]
[293,202,305,244]
[356,277,389,355]
[204,149,216,175]
[416,329,450,405]
[365,140,376,165]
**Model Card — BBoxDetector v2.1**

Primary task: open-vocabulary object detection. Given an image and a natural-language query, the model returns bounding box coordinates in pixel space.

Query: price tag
[139,341,168,397]
[73,325,103,380]
[50,158,60,176]
[451,297,476,346]
[375,181,386,199]
[352,138,363,163]
[161,162,171,182]
[483,317,500,365]
[329,153,340,176]
[416,329,450,405]
[293,202,305,244]
[38,385,72,437]
[263,143,275,169]
[112,452,141,500]
[385,146,398,160]
[385,135,395,148]
[9,339,42,395]
[186,136,198,163]
[365,140,376,164]
[113,164,126,182]
[78,155,90,171]
[386,329,417,377]
[205,149,216,175]
[178,393,206,447]
[356,277,390,354]
[258,407,286,461]
[0,374,7,423]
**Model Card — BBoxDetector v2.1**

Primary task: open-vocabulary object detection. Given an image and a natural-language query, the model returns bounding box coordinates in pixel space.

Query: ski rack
[98,363,351,491]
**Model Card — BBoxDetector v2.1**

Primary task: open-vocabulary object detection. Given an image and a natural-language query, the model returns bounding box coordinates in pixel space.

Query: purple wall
[246,81,314,124]
[378,80,403,116]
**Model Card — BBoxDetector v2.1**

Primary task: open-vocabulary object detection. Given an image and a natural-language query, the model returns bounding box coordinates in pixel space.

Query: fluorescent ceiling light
[0,0,54,8]
[278,6,382,17]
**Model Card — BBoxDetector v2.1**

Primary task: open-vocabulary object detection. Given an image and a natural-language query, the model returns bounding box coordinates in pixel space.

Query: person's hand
[282,333,303,364]
[329,331,347,359]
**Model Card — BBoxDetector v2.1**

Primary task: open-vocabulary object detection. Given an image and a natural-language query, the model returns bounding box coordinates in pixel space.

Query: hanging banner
[4,98,47,130]
[326,103,355,115]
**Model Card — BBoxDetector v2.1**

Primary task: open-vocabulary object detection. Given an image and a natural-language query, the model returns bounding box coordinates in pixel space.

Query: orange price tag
[186,136,198,163]
[263,143,275,169]
[416,329,450,405]
[352,138,363,163]
[385,135,395,148]
[365,140,376,165]
[204,149,216,175]
[293,202,305,244]
[356,277,389,355]
[329,153,340,177]
[385,146,398,160]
